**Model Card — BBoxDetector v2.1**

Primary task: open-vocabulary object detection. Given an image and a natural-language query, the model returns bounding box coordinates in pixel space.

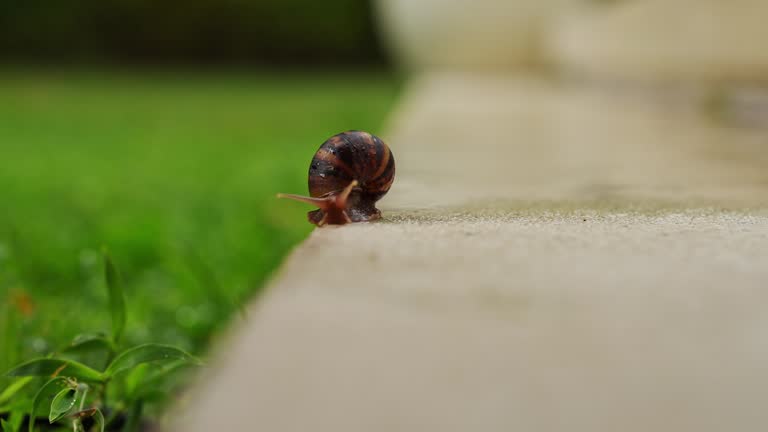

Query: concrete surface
[173,74,768,432]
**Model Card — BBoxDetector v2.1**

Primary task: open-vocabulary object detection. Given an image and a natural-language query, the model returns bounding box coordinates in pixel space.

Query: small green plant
[1,252,201,432]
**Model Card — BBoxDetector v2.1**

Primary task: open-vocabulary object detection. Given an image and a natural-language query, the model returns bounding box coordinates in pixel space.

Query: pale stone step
[548,0,768,83]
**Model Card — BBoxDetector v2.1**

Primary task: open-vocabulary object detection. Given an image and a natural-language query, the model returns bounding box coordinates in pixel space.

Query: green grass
[0,68,399,419]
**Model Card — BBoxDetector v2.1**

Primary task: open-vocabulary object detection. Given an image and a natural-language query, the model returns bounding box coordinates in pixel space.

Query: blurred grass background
[0,68,400,400]
[0,0,401,423]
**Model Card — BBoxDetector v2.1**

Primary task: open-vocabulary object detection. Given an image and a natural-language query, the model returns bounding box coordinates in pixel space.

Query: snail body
[278,131,395,226]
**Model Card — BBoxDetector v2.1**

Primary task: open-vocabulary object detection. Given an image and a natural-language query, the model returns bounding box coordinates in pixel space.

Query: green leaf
[92,408,104,432]
[6,359,104,382]
[48,388,76,423]
[29,378,69,432]
[104,344,201,378]
[62,332,114,354]
[0,377,33,405]
[103,250,126,345]
[8,408,24,432]
[126,359,191,401]
[0,395,28,415]
[1,403,26,432]
[0,396,29,428]
[132,389,166,403]
[124,364,149,400]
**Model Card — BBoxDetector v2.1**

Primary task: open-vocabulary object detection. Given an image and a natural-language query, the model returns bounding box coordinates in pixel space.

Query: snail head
[277,180,358,226]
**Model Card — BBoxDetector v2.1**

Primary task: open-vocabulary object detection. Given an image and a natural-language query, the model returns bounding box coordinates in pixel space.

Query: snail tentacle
[276,193,330,208]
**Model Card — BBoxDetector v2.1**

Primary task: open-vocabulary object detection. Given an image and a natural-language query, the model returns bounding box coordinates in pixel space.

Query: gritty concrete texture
[173,74,768,432]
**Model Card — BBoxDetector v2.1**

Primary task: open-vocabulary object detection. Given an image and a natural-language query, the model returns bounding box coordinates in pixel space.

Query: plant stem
[73,418,85,432]
[122,401,143,432]
[79,387,89,411]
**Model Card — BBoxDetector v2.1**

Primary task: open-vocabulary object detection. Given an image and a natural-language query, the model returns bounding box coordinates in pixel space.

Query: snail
[277,130,395,226]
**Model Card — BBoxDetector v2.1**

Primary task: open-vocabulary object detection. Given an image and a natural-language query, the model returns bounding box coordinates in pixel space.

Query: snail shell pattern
[278,130,395,226]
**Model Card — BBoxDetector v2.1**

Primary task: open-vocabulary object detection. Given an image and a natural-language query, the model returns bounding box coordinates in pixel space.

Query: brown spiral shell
[306,130,395,224]
[277,130,395,226]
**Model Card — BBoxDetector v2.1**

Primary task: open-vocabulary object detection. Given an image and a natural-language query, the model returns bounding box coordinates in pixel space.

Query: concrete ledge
[173,74,768,432]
